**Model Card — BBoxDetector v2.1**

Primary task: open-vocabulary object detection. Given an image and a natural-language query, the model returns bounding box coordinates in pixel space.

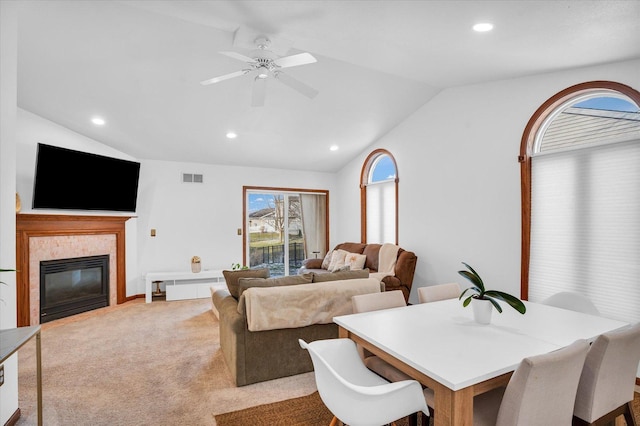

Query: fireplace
[40,255,110,323]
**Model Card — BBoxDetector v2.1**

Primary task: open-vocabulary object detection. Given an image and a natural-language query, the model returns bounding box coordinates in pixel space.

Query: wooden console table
[0,326,42,425]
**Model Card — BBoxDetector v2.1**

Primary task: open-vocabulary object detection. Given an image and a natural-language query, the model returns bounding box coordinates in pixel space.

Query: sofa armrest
[302,258,324,269]
[395,250,417,289]
[212,287,246,333]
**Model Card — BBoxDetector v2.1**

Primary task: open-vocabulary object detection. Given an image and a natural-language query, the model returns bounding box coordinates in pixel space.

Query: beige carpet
[16,299,316,425]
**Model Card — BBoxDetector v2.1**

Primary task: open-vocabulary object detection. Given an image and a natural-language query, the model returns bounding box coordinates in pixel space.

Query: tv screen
[32,143,141,212]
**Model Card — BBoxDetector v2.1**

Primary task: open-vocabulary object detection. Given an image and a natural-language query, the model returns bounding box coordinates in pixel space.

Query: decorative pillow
[236,273,313,298]
[313,268,369,282]
[223,268,270,299]
[328,249,349,272]
[321,250,334,270]
[344,253,367,271]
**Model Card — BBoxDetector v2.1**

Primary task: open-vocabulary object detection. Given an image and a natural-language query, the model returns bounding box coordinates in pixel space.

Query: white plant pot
[472,298,493,324]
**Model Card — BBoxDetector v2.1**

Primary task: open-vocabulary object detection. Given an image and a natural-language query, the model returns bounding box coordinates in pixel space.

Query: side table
[0,325,42,425]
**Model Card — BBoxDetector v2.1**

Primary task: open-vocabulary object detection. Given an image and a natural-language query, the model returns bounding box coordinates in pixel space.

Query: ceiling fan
[200,36,318,107]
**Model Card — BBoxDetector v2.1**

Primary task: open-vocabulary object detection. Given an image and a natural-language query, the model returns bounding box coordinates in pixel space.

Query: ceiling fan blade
[200,69,249,86]
[219,51,256,63]
[273,52,317,68]
[252,77,267,107]
[274,72,318,99]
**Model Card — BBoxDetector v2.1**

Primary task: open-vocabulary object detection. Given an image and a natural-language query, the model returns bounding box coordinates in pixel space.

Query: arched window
[520,81,640,323]
[360,149,398,244]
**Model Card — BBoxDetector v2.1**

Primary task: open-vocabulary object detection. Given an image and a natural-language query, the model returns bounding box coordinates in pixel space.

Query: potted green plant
[231,263,249,271]
[458,262,526,324]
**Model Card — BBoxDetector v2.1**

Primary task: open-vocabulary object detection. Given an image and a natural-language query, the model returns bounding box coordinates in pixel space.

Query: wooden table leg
[433,383,473,426]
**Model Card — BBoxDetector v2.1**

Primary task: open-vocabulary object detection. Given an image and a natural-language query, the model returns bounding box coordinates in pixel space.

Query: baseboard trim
[4,408,21,426]
[124,294,145,302]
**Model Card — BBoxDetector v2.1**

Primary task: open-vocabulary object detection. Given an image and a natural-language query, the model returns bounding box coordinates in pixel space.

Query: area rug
[216,391,640,426]
[215,390,416,426]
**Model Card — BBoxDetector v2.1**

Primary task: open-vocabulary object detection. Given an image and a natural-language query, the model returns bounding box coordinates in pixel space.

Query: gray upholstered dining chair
[541,291,600,315]
[423,339,590,425]
[572,322,640,426]
[351,290,423,426]
[417,282,461,304]
[351,291,413,382]
[299,338,430,426]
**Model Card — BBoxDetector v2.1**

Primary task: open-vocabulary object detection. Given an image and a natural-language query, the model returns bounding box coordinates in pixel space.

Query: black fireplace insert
[40,255,109,323]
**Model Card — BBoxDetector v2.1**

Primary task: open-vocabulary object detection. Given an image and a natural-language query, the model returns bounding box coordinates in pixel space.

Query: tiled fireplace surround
[16,214,131,326]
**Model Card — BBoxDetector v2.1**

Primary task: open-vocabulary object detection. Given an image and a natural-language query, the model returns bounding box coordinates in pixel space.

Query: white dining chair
[417,282,461,304]
[299,338,430,426]
[572,322,640,426]
[541,291,600,315]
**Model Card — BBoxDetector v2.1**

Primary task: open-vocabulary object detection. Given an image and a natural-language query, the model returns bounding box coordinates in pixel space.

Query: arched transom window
[360,149,398,244]
[520,81,640,323]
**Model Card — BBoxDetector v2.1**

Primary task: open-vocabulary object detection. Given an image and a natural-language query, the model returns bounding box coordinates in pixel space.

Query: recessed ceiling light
[226,132,238,139]
[91,117,105,126]
[473,23,494,32]
[330,145,339,151]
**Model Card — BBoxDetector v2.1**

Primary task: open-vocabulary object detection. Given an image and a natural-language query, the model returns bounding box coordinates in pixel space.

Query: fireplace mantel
[16,213,132,326]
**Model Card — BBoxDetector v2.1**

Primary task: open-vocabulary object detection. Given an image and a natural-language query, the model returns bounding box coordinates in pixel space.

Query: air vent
[182,173,204,183]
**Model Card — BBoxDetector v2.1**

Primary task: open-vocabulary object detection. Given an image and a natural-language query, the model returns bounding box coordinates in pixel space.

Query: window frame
[519,81,640,299]
[359,149,399,244]
[242,185,329,273]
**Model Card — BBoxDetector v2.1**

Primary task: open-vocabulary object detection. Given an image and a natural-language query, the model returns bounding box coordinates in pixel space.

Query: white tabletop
[334,299,628,391]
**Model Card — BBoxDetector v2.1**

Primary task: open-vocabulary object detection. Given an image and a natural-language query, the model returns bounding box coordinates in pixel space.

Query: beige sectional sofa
[211,268,381,386]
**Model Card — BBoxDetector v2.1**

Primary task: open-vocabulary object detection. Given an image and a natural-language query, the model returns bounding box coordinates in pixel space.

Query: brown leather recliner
[300,242,417,303]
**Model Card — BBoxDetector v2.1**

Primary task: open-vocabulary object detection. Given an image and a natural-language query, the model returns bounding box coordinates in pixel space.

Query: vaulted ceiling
[16,1,640,172]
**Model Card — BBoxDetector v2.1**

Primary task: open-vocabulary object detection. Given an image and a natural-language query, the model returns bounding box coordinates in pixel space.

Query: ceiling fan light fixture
[257,67,269,79]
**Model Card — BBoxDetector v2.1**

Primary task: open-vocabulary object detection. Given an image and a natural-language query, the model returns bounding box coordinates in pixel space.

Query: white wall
[135,159,336,294]
[336,59,640,305]
[0,2,19,423]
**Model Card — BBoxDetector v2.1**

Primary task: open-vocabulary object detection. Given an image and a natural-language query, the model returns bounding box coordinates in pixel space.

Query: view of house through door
[244,186,328,277]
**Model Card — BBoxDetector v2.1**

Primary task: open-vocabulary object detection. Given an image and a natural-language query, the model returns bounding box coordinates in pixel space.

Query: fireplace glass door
[40,255,109,323]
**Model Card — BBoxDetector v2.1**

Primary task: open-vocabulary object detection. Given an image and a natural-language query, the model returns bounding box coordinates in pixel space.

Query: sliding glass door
[244,187,328,277]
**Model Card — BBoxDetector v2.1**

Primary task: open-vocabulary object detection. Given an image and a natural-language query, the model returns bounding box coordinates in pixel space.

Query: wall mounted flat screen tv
[32,143,141,212]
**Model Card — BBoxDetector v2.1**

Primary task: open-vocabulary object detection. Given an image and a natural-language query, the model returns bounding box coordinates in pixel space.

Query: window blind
[529,139,640,323]
[365,180,396,244]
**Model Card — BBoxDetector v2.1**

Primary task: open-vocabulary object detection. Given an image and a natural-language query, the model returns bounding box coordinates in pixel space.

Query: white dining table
[333,298,628,426]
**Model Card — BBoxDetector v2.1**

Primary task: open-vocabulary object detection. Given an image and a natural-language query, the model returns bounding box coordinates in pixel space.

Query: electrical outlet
[0,364,4,387]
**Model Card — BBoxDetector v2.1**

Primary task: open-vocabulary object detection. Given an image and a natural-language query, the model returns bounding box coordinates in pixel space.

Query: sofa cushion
[223,268,270,299]
[362,244,382,271]
[321,250,333,269]
[335,242,366,254]
[237,273,313,298]
[345,252,367,270]
[312,268,369,282]
[328,249,349,272]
